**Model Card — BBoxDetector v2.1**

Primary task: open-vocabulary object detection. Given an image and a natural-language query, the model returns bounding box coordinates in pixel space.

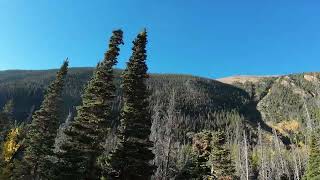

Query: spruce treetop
[56,29,123,179]
[107,29,155,180]
[23,59,69,179]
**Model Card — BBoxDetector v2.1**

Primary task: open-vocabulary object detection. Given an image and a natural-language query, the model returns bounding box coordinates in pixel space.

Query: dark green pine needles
[304,129,320,180]
[176,131,235,180]
[23,60,69,179]
[210,131,236,179]
[107,29,156,180]
[56,30,123,179]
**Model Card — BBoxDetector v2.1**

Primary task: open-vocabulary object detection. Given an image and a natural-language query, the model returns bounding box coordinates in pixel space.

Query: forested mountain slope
[2,68,319,139]
[232,73,320,133]
[1,68,319,179]
[0,68,249,124]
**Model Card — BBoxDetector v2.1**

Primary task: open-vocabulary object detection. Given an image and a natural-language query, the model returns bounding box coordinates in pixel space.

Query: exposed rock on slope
[217,75,278,84]
[232,73,320,128]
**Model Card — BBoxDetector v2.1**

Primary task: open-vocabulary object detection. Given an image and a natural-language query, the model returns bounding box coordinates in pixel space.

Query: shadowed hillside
[0,68,250,126]
[1,68,320,179]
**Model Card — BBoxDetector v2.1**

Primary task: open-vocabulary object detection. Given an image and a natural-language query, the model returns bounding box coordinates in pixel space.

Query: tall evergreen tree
[210,131,236,179]
[175,131,213,180]
[56,30,123,179]
[304,129,320,180]
[176,130,236,180]
[107,29,156,180]
[23,60,69,179]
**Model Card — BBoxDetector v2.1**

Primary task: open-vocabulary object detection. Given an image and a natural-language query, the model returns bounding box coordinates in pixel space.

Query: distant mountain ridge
[1,68,320,146]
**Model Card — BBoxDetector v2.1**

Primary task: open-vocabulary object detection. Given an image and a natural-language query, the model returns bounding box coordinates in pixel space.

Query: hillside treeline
[0,29,320,179]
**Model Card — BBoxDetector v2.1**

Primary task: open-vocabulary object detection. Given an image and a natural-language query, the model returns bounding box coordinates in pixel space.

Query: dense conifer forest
[1,29,320,179]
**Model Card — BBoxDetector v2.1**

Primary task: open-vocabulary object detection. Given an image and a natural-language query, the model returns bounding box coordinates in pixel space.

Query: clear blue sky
[0,1,320,78]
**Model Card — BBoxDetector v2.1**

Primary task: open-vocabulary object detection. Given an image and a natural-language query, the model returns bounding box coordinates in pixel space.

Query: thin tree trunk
[164,136,172,179]
[243,131,249,180]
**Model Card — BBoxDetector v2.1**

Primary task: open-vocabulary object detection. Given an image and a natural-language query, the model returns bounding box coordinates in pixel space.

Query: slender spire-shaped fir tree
[56,30,123,179]
[107,29,155,180]
[304,129,320,180]
[210,131,236,179]
[23,60,69,179]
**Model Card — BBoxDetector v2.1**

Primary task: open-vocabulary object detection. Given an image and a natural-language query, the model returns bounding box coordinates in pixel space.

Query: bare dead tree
[257,124,267,180]
[243,131,249,180]
[151,90,181,180]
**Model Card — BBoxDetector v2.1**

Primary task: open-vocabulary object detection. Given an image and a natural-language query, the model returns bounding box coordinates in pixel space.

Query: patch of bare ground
[217,75,278,84]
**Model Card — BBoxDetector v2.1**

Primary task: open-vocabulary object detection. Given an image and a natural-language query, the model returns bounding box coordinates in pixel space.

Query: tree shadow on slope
[239,93,292,146]
[153,77,290,146]
[194,78,291,146]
